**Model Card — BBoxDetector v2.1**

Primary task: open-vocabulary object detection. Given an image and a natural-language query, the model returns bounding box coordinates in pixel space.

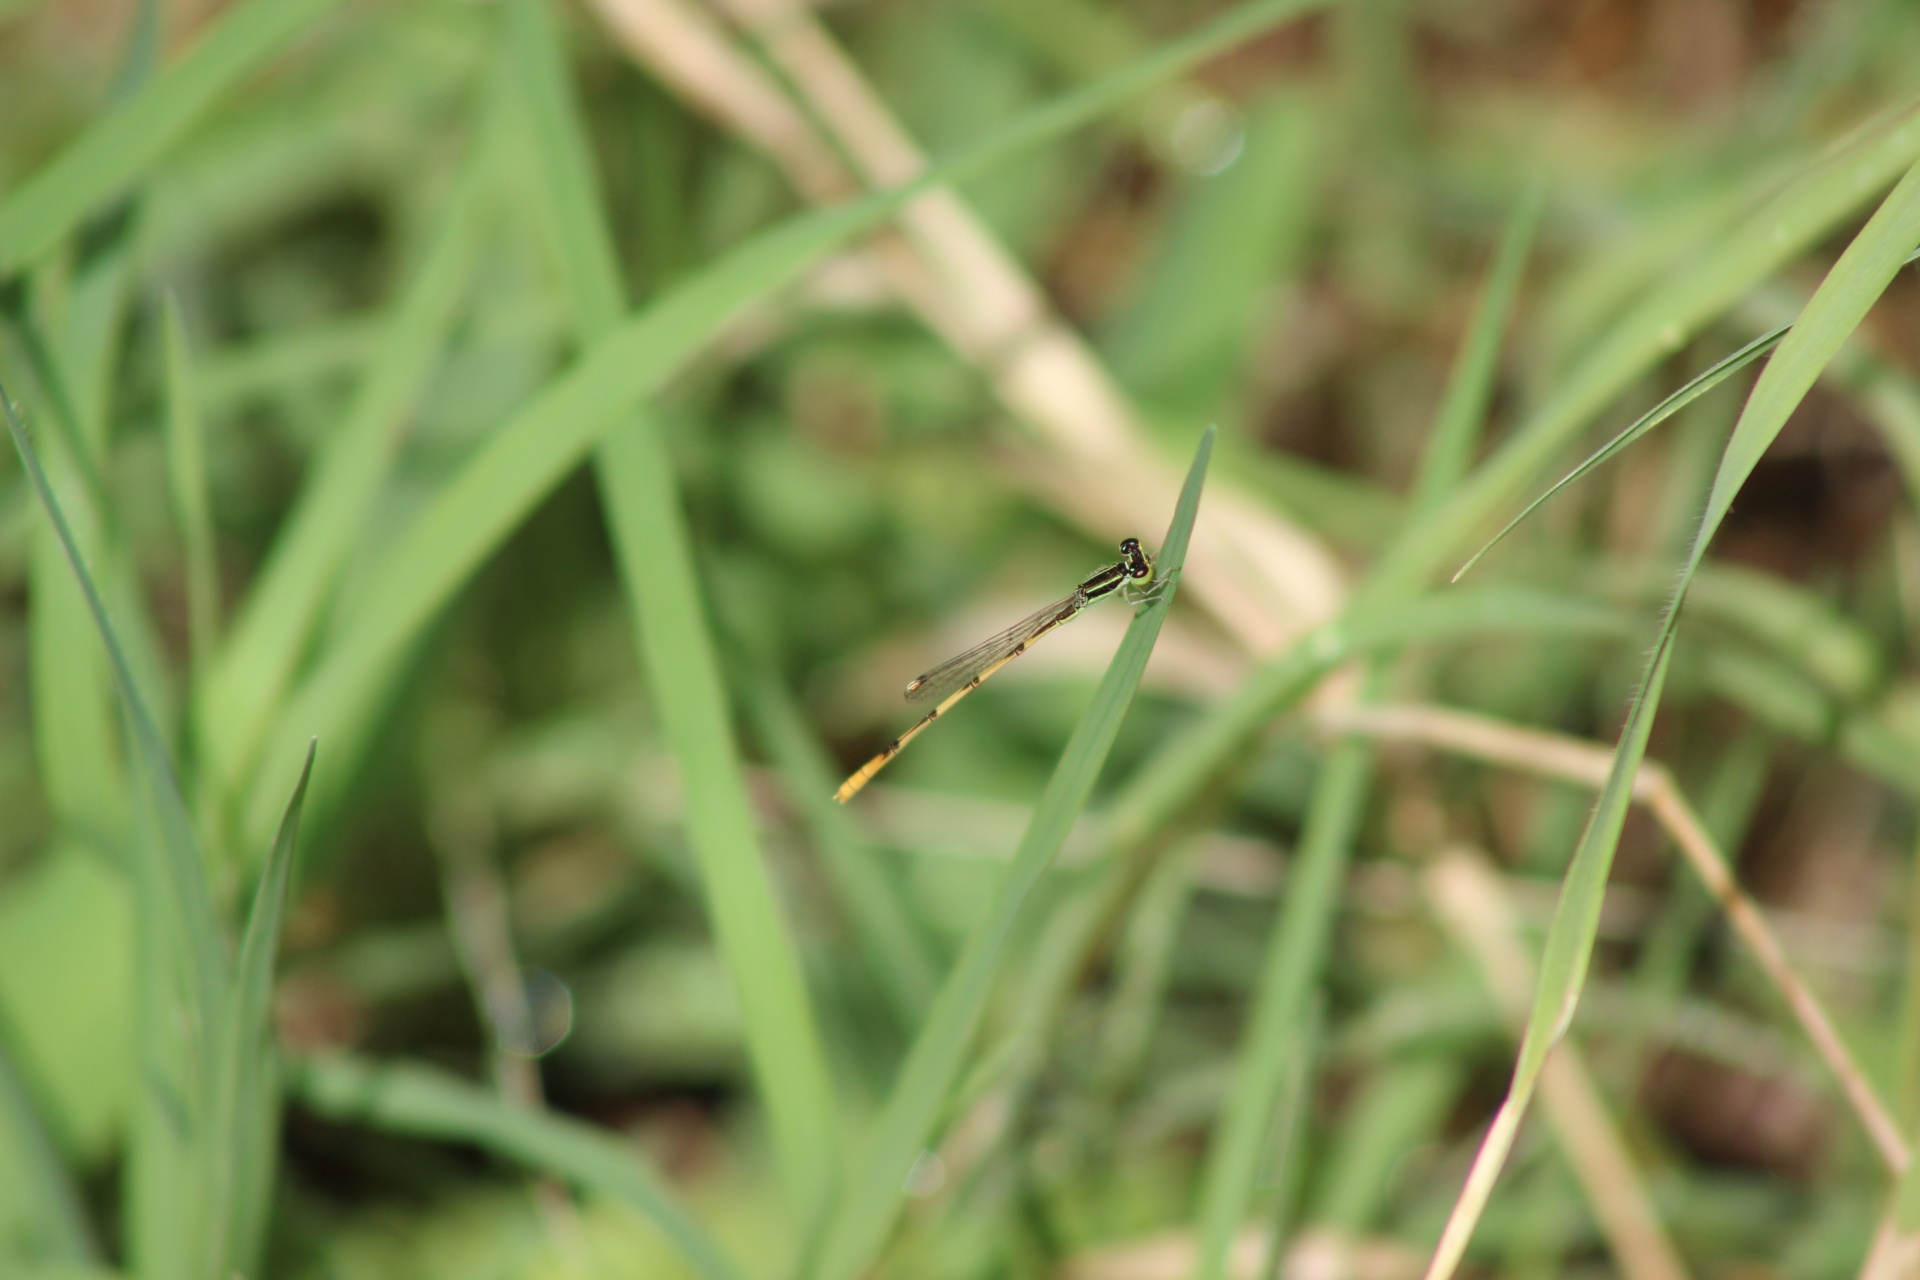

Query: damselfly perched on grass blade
[833,538,1157,803]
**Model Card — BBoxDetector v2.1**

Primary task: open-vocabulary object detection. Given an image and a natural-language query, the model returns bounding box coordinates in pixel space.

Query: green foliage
[6,1,1920,1277]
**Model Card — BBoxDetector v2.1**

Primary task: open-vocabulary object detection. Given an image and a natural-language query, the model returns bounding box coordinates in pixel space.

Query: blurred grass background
[5,0,1920,1277]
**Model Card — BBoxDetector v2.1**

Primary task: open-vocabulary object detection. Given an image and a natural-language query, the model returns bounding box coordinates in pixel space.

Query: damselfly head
[1119,537,1152,579]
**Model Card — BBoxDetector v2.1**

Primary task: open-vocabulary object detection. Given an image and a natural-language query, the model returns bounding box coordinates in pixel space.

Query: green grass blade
[598,419,845,1205]
[1194,727,1375,1280]
[206,741,314,1278]
[808,428,1214,1280]
[197,90,499,817]
[1,383,223,1027]
[161,298,218,691]
[1421,149,1920,1280]
[7,380,226,1280]
[235,0,1342,847]
[0,0,346,277]
[291,1054,748,1280]
[506,0,841,1206]
[1410,181,1543,516]
[1448,319,1775,581]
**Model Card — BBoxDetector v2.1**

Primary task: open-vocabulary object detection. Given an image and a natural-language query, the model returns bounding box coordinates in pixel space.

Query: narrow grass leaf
[599,421,844,1204]
[206,741,314,1278]
[1420,150,1920,1280]
[161,298,218,689]
[1456,243,1920,581]
[198,90,499,817]
[7,381,226,1280]
[2,383,223,1030]
[238,0,1340,844]
[507,0,840,1205]
[1410,180,1543,516]
[292,1054,747,1280]
[809,429,1214,1280]
[0,0,345,276]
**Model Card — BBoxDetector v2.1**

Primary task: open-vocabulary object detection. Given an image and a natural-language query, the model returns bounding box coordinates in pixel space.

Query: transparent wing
[904,591,1085,704]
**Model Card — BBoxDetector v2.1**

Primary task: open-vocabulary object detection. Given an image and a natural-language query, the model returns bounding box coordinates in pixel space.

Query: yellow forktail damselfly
[834,538,1155,803]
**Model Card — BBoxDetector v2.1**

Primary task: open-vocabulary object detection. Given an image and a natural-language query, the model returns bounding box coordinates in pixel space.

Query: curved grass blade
[292,1054,747,1280]
[1452,321,1785,581]
[1453,244,1920,582]
[206,740,314,1278]
[1419,148,1920,1280]
[0,0,346,277]
[807,429,1212,1280]
[236,0,1343,847]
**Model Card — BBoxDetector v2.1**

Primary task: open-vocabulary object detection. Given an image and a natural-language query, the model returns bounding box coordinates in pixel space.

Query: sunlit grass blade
[807,428,1213,1280]
[1419,150,1920,1280]
[197,88,500,820]
[1410,180,1544,516]
[0,0,346,277]
[506,0,841,1207]
[162,298,219,690]
[292,1054,748,1280]
[206,740,314,1277]
[236,0,1348,844]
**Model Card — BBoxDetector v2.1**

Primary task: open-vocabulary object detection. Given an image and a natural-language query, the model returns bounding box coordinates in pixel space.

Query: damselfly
[834,538,1155,803]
